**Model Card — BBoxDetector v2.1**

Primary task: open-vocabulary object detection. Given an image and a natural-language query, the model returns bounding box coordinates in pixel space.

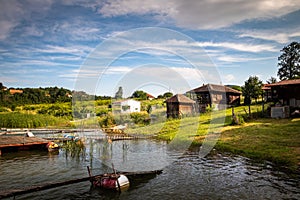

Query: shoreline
[126,117,300,173]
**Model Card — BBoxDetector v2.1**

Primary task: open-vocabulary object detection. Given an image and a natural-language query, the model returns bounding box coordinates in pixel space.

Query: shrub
[130,111,150,125]
[98,112,116,127]
[231,114,245,125]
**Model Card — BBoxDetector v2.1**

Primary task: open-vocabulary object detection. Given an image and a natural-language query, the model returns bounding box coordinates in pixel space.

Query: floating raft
[0,136,49,155]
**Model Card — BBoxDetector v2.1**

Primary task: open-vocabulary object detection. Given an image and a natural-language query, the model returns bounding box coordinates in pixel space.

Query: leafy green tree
[242,76,263,116]
[131,90,147,100]
[277,41,300,80]
[230,85,242,92]
[115,86,123,99]
[162,92,173,99]
[267,77,277,84]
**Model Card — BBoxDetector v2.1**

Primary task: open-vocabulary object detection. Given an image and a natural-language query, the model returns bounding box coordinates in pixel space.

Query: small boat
[91,174,130,190]
[47,142,59,152]
[87,166,162,191]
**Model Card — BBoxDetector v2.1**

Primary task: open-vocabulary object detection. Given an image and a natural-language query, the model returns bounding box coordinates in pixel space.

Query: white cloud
[98,0,300,29]
[55,18,102,41]
[98,0,174,17]
[239,30,300,44]
[0,0,23,40]
[197,41,277,52]
[216,55,276,63]
[0,0,54,40]
[38,44,92,56]
[224,74,235,82]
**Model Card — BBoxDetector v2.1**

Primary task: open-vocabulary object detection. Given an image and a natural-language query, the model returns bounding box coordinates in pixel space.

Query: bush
[98,112,116,127]
[130,111,150,125]
[231,114,245,125]
[0,106,10,112]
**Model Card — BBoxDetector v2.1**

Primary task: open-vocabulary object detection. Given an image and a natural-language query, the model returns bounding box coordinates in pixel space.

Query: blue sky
[1,0,300,97]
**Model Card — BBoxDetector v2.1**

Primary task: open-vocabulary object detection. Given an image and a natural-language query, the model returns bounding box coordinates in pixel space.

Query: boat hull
[92,174,129,190]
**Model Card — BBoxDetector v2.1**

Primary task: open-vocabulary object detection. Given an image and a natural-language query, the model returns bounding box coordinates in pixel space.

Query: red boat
[91,174,130,190]
[87,166,162,191]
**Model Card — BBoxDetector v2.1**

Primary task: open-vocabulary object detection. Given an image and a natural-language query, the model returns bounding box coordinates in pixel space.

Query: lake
[0,131,299,199]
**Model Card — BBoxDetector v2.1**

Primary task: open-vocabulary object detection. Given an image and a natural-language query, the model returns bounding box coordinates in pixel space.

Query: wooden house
[186,84,241,111]
[264,79,300,108]
[165,94,196,118]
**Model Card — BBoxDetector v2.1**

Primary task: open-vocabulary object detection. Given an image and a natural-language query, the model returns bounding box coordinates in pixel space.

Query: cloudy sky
[1,0,300,97]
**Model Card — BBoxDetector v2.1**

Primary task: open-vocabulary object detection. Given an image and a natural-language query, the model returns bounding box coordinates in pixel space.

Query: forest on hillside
[0,82,112,110]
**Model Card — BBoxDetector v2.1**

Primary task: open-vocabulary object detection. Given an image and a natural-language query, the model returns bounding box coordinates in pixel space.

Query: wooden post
[112,163,121,191]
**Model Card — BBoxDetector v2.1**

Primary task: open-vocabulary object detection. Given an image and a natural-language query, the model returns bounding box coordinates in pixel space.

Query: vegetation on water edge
[0,112,73,128]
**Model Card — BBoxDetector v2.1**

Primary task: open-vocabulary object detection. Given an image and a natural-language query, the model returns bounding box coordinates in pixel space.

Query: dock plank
[0,136,49,148]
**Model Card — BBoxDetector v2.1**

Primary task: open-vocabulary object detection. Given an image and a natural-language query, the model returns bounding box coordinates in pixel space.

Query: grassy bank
[216,118,300,171]
[126,106,300,171]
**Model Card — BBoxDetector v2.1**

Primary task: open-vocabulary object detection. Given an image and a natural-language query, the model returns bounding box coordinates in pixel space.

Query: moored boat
[87,165,162,191]
[91,174,130,190]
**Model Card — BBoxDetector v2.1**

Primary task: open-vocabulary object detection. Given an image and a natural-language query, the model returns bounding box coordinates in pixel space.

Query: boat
[47,141,59,152]
[91,174,130,190]
[88,166,162,191]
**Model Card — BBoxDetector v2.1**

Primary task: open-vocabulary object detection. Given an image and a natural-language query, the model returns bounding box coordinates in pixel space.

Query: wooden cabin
[186,84,241,111]
[165,94,196,118]
[264,79,300,108]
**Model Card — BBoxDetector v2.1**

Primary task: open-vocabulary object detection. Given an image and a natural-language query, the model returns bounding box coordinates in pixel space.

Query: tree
[115,86,123,99]
[267,77,277,84]
[277,41,300,80]
[162,92,173,99]
[131,90,147,100]
[242,76,263,116]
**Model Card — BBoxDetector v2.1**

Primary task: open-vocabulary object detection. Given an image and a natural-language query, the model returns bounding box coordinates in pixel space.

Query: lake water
[0,132,299,199]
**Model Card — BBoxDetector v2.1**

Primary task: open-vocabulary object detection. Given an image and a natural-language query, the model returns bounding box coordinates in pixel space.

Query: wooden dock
[93,134,156,141]
[0,136,49,155]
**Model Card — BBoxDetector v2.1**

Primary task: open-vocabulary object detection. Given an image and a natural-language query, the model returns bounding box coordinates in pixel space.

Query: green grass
[217,118,300,171]
[0,112,73,128]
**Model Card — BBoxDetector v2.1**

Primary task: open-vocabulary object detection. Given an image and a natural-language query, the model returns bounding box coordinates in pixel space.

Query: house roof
[188,84,241,94]
[265,79,300,87]
[262,85,271,90]
[165,94,195,103]
[146,93,155,99]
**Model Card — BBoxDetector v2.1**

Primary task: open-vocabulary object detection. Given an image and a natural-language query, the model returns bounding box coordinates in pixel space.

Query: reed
[0,112,72,128]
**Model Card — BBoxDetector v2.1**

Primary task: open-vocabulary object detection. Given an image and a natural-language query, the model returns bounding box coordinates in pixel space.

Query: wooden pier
[0,136,49,155]
[93,134,156,141]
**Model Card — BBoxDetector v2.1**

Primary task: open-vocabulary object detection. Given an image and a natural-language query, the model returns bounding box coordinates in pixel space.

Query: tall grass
[0,112,72,128]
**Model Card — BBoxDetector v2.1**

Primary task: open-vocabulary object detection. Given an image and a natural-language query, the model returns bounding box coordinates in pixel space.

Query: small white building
[112,99,141,114]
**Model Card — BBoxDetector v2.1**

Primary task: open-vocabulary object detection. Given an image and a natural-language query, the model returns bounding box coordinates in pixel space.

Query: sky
[1,0,300,97]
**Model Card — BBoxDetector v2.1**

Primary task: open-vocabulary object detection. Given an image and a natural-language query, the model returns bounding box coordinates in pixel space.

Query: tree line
[0,85,74,110]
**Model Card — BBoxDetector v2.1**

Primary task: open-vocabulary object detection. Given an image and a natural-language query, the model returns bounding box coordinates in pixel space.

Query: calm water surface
[0,132,299,200]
